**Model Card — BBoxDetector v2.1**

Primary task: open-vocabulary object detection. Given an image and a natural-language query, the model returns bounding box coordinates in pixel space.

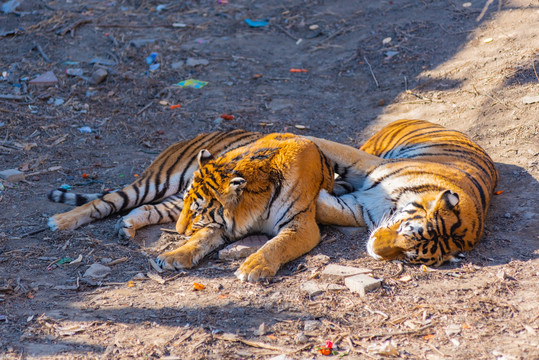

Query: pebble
[295,332,308,344]
[29,71,58,87]
[344,274,382,296]
[300,281,324,297]
[90,68,108,85]
[218,235,269,260]
[522,95,539,104]
[0,169,25,182]
[185,58,209,67]
[322,264,372,279]
[303,320,321,331]
[504,213,511,219]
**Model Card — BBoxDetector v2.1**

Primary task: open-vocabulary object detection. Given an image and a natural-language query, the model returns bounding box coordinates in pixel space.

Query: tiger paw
[235,252,278,282]
[48,214,77,231]
[156,248,195,271]
[114,219,136,245]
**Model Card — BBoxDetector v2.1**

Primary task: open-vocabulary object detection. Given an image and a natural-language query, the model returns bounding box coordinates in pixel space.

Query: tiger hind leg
[115,195,184,243]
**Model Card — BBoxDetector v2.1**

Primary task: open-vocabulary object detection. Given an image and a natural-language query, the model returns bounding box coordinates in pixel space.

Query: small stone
[377,99,386,106]
[90,68,108,85]
[345,274,382,296]
[219,235,269,260]
[382,37,392,45]
[322,264,372,279]
[522,95,539,104]
[504,213,511,219]
[300,281,323,297]
[496,269,507,280]
[83,263,111,279]
[0,169,25,182]
[29,71,58,87]
[129,38,156,48]
[171,61,184,69]
[445,324,461,337]
[255,322,267,336]
[309,24,319,30]
[303,320,321,331]
[185,58,209,67]
[269,355,292,360]
[295,332,308,344]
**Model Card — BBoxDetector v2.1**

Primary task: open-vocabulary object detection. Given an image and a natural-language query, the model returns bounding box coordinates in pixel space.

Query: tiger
[308,119,499,266]
[156,132,335,281]
[47,130,264,242]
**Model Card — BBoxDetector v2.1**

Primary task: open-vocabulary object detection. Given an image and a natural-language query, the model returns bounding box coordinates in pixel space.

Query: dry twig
[363,56,379,88]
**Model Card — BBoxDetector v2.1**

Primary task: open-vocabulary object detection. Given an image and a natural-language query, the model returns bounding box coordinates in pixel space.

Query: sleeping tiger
[47,120,498,275]
[309,119,498,265]
[156,133,335,281]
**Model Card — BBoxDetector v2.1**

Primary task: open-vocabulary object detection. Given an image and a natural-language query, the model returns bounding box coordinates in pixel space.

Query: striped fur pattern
[310,119,498,265]
[156,133,334,281]
[47,130,263,242]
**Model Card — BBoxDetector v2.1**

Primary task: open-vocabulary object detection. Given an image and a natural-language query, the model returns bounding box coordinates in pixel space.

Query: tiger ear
[437,190,459,210]
[217,177,246,208]
[228,177,246,196]
[197,149,213,168]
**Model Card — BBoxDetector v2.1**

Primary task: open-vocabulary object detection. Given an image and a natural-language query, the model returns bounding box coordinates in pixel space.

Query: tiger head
[367,190,467,266]
[176,149,247,236]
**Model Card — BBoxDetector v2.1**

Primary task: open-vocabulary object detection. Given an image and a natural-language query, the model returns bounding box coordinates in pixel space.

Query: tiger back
[311,119,498,265]
[156,133,335,281]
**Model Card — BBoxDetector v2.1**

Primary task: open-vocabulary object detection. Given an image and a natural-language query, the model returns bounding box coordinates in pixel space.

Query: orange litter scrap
[193,282,205,291]
[169,104,181,109]
[290,68,309,73]
[494,190,503,195]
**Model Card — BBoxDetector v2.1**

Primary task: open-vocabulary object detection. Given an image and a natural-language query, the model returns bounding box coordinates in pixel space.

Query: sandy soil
[0,0,538,359]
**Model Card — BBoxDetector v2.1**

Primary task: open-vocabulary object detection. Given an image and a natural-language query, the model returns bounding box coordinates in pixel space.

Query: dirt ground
[0,0,538,359]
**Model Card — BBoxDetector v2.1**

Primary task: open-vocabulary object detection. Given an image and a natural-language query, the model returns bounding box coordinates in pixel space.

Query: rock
[522,95,539,104]
[29,71,58,87]
[255,322,267,336]
[90,68,108,85]
[83,263,111,279]
[300,281,324,297]
[185,58,209,67]
[322,264,372,279]
[171,61,184,69]
[129,38,157,48]
[218,235,269,260]
[0,169,25,182]
[445,324,461,337]
[268,355,292,360]
[303,320,321,331]
[295,332,308,344]
[344,274,382,296]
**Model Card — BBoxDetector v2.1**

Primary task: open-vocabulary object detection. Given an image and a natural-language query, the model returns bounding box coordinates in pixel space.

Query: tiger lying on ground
[48,120,498,277]
[156,133,336,281]
[308,119,498,265]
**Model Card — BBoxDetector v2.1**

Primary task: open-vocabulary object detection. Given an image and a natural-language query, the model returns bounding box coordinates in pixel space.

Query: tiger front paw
[156,248,196,271]
[114,219,136,245]
[235,252,279,282]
